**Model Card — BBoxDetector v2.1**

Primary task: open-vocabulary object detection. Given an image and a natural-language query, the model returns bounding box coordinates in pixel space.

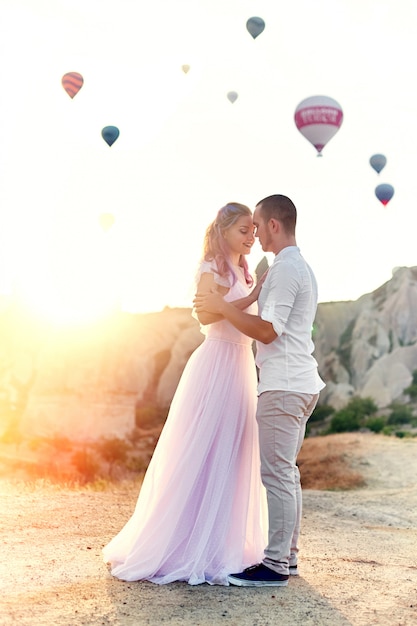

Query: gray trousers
[256,390,319,575]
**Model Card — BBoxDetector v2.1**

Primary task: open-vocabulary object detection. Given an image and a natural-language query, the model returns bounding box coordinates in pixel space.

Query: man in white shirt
[194,194,325,587]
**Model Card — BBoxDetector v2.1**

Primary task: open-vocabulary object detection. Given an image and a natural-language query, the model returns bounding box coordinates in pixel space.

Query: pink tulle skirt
[103,336,267,585]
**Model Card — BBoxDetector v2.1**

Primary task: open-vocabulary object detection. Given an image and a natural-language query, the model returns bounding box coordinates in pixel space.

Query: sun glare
[10,228,123,327]
[17,281,118,327]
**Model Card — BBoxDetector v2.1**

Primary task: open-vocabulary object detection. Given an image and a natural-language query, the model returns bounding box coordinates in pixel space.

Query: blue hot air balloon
[375,183,394,206]
[246,17,265,39]
[227,91,238,104]
[370,154,387,174]
[101,126,120,147]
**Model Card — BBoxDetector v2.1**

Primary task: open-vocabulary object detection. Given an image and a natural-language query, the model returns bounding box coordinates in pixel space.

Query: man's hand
[194,291,226,315]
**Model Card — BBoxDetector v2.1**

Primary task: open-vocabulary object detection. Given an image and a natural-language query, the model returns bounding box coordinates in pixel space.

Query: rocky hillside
[315,266,417,409]
[1,266,416,441]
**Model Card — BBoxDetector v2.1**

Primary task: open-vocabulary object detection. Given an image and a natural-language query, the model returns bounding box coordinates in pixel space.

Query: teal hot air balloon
[375,183,394,206]
[246,17,265,39]
[370,154,387,174]
[101,126,120,146]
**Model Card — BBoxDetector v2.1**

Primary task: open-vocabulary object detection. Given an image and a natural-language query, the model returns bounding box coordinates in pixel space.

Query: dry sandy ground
[0,433,416,626]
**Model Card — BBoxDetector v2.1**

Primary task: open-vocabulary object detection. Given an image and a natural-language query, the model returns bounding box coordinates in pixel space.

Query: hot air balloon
[181,64,190,74]
[227,91,238,104]
[375,183,394,206]
[61,72,84,98]
[101,126,120,147]
[294,95,343,156]
[99,213,115,232]
[246,17,265,39]
[370,154,387,174]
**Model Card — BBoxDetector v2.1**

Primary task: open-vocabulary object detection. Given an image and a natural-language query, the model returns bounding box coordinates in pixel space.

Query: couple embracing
[103,194,325,587]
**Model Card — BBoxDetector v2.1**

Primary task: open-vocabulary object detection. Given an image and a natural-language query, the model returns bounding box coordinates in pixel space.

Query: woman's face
[223,215,255,257]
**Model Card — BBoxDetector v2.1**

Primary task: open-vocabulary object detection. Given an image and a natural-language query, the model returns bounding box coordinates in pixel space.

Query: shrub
[365,416,386,433]
[327,396,378,434]
[395,431,407,438]
[345,396,378,416]
[387,404,413,425]
[382,425,395,436]
[309,404,335,423]
[71,448,100,483]
[328,409,361,433]
[96,437,130,477]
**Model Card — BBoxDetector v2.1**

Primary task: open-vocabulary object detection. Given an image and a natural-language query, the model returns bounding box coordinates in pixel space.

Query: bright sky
[1,0,416,322]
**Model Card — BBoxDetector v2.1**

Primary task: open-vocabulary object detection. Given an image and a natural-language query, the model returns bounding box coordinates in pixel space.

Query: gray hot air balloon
[246,17,265,39]
[227,91,238,104]
[370,154,387,174]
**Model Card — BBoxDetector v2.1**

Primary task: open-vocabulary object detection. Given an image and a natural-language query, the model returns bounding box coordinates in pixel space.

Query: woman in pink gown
[103,203,267,585]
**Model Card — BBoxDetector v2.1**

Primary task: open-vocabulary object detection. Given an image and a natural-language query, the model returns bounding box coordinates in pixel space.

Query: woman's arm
[193,272,227,325]
[194,268,268,325]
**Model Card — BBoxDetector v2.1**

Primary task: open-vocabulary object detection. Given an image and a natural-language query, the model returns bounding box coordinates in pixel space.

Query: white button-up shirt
[256,246,325,395]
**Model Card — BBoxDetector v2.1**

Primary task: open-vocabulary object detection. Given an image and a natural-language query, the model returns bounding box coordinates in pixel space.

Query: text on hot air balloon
[295,107,343,128]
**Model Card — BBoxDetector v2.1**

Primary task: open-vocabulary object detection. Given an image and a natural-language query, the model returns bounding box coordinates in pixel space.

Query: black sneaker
[289,565,299,576]
[227,563,289,587]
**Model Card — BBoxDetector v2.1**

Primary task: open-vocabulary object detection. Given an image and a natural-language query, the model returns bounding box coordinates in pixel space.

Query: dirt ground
[1,432,416,626]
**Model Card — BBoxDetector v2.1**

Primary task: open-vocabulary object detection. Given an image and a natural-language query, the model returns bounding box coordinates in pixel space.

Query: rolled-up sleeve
[260,261,299,337]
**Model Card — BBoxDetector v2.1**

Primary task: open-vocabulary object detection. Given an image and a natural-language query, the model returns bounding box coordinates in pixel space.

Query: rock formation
[314,266,417,409]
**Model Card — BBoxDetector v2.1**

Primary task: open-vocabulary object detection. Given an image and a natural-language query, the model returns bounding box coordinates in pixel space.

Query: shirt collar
[274,246,300,261]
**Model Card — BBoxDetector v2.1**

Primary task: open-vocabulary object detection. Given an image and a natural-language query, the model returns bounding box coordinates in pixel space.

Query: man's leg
[257,391,318,576]
[289,393,319,572]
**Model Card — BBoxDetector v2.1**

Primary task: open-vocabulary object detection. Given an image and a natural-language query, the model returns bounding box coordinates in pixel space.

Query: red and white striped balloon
[294,95,343,156]
[61,72,84,99]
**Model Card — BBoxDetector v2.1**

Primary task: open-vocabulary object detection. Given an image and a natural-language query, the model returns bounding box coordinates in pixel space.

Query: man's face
[253,206,273,252]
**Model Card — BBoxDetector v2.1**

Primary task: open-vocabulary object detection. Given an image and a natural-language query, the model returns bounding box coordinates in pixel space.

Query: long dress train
[103,262,266,585]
